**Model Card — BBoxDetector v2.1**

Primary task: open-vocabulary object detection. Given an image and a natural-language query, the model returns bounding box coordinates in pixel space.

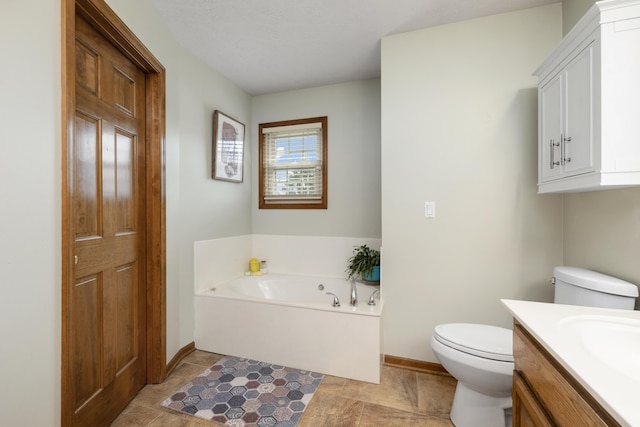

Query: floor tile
[416,371,457,417]
[315,374,347,395]
[298,390,364,427]
[340,365,419,413]
[180,350,224,367]
[109,403,160,426]
[359,402,454,427]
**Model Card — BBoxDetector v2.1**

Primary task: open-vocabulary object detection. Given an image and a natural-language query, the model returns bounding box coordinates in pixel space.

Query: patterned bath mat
[162,356,324,426]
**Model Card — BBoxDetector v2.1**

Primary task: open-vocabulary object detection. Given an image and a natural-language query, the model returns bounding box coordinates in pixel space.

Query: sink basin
[558,315,640,382]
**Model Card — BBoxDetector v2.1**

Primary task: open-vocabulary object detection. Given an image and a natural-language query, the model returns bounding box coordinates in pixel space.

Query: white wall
[0,1,61,425]
[381,4,564,362]
[174,48,252,347]
[251,80,382,238]
[106,0,252,358]
[562,0,596,35]
[564,189,640,309]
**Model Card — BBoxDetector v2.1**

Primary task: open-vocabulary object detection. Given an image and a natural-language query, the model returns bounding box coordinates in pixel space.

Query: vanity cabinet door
[513,371,554,427]
[513,324,619,427]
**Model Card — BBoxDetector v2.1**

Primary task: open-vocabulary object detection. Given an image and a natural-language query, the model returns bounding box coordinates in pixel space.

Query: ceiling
[149,0,558,96]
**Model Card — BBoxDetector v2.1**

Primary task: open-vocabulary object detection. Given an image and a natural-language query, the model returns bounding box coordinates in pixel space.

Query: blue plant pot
[362,266,380,283]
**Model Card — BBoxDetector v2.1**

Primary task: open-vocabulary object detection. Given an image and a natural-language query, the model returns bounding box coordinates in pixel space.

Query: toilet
[430,266,639,427]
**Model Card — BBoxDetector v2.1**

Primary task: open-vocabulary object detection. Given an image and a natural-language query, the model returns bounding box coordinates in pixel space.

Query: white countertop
[502,299,640,427]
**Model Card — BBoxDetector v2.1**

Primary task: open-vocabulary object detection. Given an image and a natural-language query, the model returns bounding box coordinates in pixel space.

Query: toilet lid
[434,323,514,362]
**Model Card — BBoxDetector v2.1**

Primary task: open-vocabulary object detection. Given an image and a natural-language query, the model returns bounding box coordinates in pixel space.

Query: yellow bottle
[249,258,260,273]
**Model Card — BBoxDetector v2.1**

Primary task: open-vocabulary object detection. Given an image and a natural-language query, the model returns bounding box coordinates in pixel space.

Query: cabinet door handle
[561,135,572,165]
[550,139,560,169]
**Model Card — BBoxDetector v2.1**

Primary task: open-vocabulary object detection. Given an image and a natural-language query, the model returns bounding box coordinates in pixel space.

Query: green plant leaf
[346,244,380,279]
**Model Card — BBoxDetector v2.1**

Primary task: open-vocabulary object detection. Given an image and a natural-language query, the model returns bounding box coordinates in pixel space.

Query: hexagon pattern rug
[162,356,324,426]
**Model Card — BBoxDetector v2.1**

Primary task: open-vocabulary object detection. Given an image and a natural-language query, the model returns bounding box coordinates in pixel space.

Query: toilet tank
[553,266,639,310]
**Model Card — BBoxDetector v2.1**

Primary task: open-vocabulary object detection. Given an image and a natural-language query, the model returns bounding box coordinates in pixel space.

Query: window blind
[262,122,324,204]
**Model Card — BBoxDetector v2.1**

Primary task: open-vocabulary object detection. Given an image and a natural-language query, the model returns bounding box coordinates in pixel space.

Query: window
[259,116,327,209]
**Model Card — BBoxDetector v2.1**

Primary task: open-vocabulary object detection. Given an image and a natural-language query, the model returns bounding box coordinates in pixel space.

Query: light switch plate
[424,201,436,218]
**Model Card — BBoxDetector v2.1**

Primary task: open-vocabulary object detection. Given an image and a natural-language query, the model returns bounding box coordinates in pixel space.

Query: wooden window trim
[258,116,328,209]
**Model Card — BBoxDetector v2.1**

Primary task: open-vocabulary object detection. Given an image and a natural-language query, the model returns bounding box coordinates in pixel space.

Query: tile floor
[110,350,456,427]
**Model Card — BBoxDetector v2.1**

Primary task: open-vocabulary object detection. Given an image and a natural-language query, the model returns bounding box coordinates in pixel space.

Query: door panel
[73,113,101,238]
[67,14,147,426]
[75,40,99,94]
[540,74,563,182]
[564,44,594,175]
[71,274,101,409]
[115,130,136,233]
[115,263,137,372]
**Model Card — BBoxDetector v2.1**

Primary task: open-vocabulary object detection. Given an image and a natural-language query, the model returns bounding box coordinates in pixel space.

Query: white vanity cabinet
[535,0,640,193]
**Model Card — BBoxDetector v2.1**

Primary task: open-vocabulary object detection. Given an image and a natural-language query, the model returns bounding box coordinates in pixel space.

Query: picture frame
[212,110,245,182]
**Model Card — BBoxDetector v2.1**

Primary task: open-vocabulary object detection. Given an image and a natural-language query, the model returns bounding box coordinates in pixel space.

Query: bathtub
[194,274,383,383]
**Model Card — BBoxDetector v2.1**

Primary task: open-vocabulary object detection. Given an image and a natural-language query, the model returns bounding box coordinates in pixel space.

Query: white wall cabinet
[539,42,594,184]
[535,0,640,193]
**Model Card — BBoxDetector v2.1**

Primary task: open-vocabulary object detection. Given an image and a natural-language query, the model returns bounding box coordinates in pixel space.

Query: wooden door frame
[61,0,166,423]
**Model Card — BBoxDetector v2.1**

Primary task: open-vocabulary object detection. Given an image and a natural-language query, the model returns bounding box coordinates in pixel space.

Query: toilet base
[450,382,512,427]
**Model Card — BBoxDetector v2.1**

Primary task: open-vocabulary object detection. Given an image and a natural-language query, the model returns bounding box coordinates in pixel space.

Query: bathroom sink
[558,315,640,382]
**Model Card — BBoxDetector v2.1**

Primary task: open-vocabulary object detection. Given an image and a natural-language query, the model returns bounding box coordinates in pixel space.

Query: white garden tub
[194,274,383,383]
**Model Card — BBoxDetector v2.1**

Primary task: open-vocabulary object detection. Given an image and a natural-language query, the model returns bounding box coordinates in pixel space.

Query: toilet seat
[434,323,513,362]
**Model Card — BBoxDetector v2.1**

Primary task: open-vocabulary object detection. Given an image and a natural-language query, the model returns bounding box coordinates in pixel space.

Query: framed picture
[212,110,245,182]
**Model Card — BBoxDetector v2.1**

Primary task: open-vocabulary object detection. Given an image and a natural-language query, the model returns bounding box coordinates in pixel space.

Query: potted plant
[346,244,380,283]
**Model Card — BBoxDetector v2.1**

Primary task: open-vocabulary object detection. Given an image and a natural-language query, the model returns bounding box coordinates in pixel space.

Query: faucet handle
[368,289,380,306]
[326,292,340,307]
